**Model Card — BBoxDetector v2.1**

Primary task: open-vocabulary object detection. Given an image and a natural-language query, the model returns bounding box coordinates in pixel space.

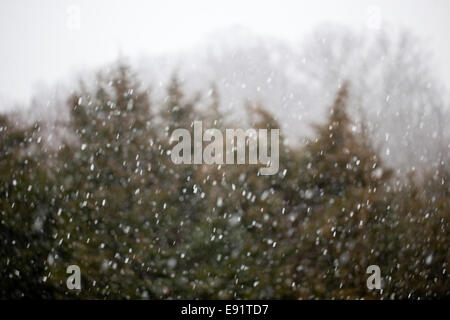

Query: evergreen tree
[0,115,61,298]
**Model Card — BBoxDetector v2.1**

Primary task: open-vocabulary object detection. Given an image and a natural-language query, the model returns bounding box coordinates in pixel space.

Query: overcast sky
[0,0,449,108]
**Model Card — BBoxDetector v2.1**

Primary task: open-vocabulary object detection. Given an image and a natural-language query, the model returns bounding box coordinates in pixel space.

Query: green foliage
[0,116,62,298]
[0,63,448,299]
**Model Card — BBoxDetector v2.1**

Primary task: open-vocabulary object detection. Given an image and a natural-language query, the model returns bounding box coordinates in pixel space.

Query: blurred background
[0,0,449,299]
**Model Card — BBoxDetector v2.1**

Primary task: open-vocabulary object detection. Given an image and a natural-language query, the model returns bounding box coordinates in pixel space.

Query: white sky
[0,0,449,107]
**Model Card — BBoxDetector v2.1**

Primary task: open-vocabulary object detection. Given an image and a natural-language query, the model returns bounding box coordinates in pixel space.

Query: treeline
[0,63,448,299]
